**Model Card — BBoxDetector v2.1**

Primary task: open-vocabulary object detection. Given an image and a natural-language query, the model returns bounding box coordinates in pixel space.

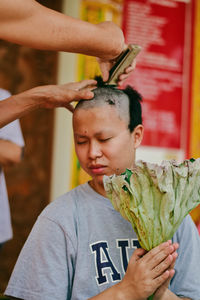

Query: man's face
[73,104,143,194]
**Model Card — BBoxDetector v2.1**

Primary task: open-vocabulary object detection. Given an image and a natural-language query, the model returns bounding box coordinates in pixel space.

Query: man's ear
[132,124,144,149]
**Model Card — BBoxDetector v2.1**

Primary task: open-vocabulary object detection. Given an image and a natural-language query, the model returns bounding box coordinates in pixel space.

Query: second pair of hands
[118,240,179,300]
[29,57,135,113]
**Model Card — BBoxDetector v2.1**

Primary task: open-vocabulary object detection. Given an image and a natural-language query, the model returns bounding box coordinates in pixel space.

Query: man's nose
[88,141,102,159]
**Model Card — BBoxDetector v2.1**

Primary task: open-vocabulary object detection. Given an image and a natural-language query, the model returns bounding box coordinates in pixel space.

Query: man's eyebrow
[95,131,111,137]
[74,133,88,138]
[74,130,112,138]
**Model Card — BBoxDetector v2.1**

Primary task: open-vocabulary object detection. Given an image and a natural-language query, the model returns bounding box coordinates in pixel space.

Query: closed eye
[99,137,112,142]
[76,140,87,145]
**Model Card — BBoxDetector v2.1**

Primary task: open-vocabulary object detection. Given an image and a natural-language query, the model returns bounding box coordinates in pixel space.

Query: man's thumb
[131,248,147,262]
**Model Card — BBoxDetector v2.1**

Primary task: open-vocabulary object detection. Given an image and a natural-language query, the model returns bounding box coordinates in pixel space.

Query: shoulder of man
[172,214,200,254]
[175,214,199,239]
[39,183,88,223]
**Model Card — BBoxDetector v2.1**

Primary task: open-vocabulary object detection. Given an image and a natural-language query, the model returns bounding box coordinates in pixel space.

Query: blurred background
[0,0,200,293]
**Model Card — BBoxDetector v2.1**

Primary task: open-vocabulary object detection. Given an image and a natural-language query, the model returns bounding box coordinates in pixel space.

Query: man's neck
[89,180,107,197]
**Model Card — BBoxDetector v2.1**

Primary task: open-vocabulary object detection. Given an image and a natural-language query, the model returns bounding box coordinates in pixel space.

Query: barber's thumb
[100,63,109,82]
[102,70,109,82]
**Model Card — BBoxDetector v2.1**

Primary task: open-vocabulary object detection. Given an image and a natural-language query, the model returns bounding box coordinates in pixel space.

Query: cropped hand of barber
[99,56,136,86]
[118,240,179,300]
[98,51,136,86]
[34,79,97,112]
[0,79,97,128]
[94,21,136,85]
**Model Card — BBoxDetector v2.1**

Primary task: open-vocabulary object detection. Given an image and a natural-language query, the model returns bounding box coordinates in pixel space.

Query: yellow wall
[189,0,200,224]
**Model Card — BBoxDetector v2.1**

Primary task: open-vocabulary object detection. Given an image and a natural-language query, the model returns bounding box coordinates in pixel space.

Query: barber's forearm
[0,92,38,128]
[0,79,97,127]
[0,0,124,60]
[55,18,124,60]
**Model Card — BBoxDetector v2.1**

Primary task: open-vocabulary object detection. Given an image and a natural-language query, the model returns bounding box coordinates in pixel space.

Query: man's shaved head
[76,87,130,127]
[75,82,142,132]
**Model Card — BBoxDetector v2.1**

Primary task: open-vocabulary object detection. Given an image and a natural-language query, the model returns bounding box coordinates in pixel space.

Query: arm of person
[0,0,124,61]
[88,286,191,300]
[0,139,23,167]
[0,79,96,128]
[7,295,191,300]
[0,0,136,83]
[6,288,191,300]
[154,289,191,300]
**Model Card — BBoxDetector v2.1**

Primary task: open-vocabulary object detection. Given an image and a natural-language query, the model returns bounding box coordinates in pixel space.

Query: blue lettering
[132,239,141,249]
[91,241,121,285]
[117,240,130,273]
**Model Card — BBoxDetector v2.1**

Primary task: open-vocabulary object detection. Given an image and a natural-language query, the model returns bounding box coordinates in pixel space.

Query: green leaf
[103,159,200,251]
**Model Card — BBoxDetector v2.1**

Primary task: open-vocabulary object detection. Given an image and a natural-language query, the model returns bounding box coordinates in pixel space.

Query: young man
[5,84,200,300]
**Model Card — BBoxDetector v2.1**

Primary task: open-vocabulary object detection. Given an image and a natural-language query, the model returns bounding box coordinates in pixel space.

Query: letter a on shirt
[90,241,121,285]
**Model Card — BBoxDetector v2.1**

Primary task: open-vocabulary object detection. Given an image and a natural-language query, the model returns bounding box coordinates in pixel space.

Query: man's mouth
[89,164,107,175]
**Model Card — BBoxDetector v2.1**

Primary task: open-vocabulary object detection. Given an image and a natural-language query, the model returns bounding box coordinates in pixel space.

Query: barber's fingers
[77,79,97,90]
[75,88,94,99]
[61,89,95,112]
[117,58,137,85]
[99,61,111,82]
[65,89,94,103]
[68,79,97,91]
[62,79,97,91]
[121,61,136,75]
[118,65,135,79]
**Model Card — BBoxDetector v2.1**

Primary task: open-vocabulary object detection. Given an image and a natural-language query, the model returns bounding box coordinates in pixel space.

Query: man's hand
[98,51,136,86]
[0,79,97,128]
[34,79,97,112]
[95,21,136,85]
[153,245,178,300]
[118,240,179,300]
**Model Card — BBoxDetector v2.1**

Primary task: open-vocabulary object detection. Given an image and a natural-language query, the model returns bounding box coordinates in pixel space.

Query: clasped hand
[118,240,179,300]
